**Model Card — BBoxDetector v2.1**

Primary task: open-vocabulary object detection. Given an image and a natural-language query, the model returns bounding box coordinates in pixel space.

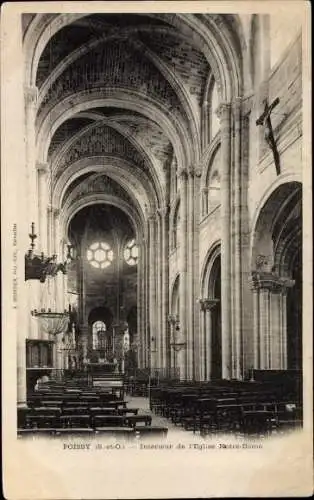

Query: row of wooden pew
[150,380,302,436]
[17,382,168,438]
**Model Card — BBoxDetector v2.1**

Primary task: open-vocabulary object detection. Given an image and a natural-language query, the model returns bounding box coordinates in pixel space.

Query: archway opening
[210,255,222,380]
[252,181,302,374]
[88,307,114,362]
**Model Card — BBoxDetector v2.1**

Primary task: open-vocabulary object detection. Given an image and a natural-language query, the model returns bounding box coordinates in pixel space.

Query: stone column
[201,101,209,150]
[232,99,243,379]
[155,210,162,370]
[190,166,202,380]
[187,168,194,379]
[36,162,49,254]
[137,238,145,368]
[205,307,212,380]
[280,290,288,369]
[200,299,220,380]
[24,85,38,228]
[145,234,150,369]
[178,168,188,379]
[148,213,157,370]
[201,188,208,217]
[252,288,260,369]
[250,272,294,370]
[217,103,232,379]
[24,85,40,340]
[25,88,40,344]
[259,288,270,369]
[160,207,170,373]
[168,316,175,374]
[198,304,206,381]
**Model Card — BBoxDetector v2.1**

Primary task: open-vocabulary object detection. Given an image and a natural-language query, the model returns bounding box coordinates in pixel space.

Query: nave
[5,13,305,440]
[18,369,302,439]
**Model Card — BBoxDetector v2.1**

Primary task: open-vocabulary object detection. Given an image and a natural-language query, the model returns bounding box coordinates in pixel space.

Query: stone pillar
[178,168,188,379]
[280,290,288,369]
[148,213,157,370]
[205,308,212,380]
[25,89,40,343]
[201,101,209,150]
[200,298,220,381]
[24,85,38,228]
[250,272,294,370]
[232,99,243,379]
[36,162,49,254]
[252,288,260,369]
[137,238,145,368]
[24,84,40,341]
[155,210,162,370]
[259,288,270,369]
[198,305,206,381]
[201,188,208,217]
[145,234,150,369]
[217,103,232,379]
[189,166,202,380]
[187,168,194,379]
[160,207,170,373]
[167,316,175,374]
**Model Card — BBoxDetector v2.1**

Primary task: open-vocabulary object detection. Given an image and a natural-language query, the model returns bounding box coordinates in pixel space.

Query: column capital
[178,168,189,180]
[147,211,156,222]
[48,205,60,217]
[24,86,38,107]
[199,298,220,311]
[36,161,49,174]
[157,205,170,218]
[250,271,295,293]
[216,101,231,121]
[188,165,202,178]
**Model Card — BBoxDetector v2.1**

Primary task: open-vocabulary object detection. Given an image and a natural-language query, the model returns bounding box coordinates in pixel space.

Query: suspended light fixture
[25,222,69,282]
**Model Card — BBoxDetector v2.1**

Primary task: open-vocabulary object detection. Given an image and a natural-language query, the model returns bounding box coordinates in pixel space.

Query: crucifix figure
[256,97,281,175]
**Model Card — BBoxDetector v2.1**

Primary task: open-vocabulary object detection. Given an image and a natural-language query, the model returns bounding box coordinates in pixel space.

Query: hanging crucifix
[256,97,281,175]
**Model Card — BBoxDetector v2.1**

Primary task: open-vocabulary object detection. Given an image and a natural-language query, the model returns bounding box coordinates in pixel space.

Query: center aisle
[127,396,187,437]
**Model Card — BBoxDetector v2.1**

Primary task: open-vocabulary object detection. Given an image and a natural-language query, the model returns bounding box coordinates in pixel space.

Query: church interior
[6,12,304,438]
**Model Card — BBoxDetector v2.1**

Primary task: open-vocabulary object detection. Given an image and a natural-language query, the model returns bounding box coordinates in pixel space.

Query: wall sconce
[25,222,68,283]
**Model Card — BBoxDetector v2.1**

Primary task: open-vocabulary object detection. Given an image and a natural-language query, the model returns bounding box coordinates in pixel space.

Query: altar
[86,362,117,374]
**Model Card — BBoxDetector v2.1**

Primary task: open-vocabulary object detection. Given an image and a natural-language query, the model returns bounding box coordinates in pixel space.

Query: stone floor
[126,395,188,437]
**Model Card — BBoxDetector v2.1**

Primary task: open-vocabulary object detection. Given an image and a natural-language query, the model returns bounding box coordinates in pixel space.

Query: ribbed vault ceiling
[28,13,231,227]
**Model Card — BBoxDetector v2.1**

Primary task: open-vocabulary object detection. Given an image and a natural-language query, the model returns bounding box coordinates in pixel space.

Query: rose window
[87,242,114,269]
[124,239,138,266]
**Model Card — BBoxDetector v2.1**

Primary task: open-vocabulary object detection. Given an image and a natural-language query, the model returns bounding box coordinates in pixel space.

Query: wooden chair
[89,407,117,416]
[117,408,139,416]
[93,415,126,428]
[94,427,135,437]
[240,410,276,435]
[62,407,91,415]
[55,428,94,435]
[134,426,168,437]
[125,415,152,427]
[59,415,91,429]
[18,428,56,437]
[25,414,59,429]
